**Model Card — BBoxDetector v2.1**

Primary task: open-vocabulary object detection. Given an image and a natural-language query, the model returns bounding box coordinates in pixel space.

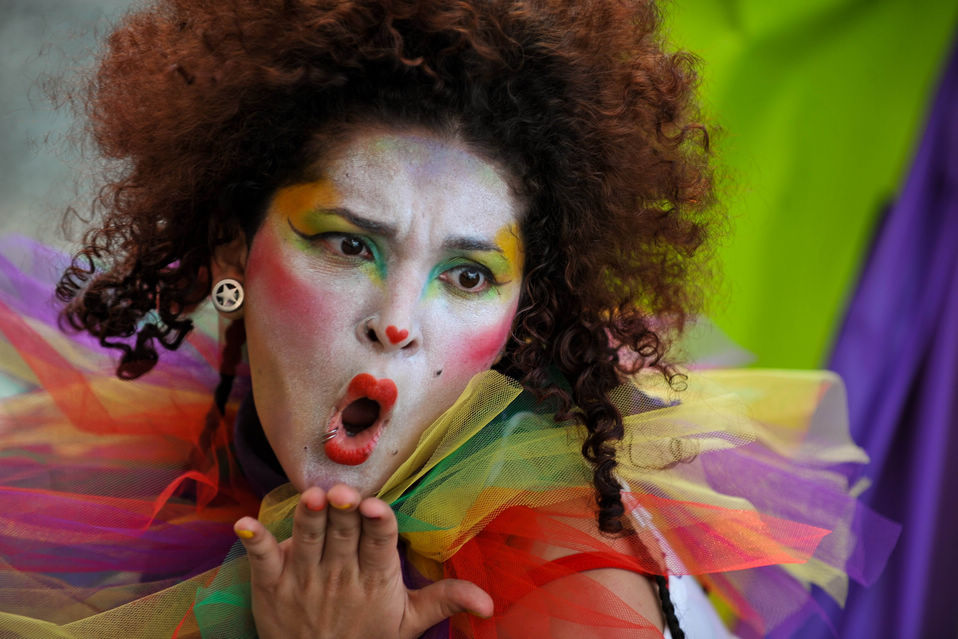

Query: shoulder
[527,539,665,636]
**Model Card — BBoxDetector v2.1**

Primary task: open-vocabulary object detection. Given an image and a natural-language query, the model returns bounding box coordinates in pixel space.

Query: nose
[357,280,422,353]
[360,316,419,352]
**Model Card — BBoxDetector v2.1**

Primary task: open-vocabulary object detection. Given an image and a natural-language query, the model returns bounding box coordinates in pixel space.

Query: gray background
[1,0,130,249]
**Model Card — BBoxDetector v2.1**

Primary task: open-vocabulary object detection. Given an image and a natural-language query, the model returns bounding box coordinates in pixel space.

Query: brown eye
[440,264,496,295]
[340,236,365,256]
[458,268,483,289]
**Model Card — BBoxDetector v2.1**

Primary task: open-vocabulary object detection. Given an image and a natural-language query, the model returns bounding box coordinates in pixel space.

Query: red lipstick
[323,374,397,465]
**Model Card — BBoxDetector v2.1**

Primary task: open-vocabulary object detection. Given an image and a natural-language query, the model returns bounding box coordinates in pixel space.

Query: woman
[0,0,894,637]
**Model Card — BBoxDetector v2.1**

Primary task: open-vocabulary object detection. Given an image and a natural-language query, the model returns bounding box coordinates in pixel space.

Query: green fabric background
[1,1,955,369]
[668,0,957,367]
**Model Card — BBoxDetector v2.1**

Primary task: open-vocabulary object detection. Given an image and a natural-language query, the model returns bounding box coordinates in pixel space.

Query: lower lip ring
[323,417,386,466]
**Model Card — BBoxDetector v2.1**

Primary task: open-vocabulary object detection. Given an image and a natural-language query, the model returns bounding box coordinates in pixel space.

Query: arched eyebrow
[320,207,397,236]
[442,237,502,253]
[317,206,503,254]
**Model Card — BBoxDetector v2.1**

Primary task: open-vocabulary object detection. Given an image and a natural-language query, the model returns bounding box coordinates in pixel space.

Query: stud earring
[211,278,245,313]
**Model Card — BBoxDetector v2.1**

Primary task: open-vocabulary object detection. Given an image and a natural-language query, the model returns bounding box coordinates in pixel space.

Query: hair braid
[653,574,686,638]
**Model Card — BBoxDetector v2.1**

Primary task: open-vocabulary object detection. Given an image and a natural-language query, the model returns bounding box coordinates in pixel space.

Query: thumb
[401,578,493,639]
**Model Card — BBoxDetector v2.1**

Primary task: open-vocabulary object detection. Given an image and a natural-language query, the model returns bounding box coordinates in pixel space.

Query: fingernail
[329,498,354,510]
[467,610,491,619]
[305,500,325,512]
[235,528,255,540]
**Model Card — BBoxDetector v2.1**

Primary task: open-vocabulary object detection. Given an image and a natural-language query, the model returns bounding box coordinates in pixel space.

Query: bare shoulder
[531,538,666,635]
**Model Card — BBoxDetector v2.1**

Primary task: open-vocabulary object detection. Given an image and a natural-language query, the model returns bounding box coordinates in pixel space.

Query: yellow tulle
[0,367,887,638]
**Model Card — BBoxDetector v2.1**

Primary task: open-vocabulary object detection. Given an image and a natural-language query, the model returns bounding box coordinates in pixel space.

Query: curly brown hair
[59,0,717,537]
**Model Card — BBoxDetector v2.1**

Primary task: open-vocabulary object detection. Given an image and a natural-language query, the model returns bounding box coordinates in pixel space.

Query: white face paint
[242,128,525,495]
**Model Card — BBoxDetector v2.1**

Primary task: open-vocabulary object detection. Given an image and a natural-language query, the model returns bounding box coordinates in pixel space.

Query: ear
[211,233,248,281]
[210,233,249,317]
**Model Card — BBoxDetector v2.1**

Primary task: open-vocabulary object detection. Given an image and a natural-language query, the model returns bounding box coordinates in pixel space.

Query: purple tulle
[810,36,958,639]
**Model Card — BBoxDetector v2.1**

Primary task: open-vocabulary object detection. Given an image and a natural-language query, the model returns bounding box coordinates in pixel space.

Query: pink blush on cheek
[246,225,336,326]
[451,314,515,375]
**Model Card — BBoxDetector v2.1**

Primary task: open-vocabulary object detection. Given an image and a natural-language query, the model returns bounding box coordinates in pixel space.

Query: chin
[289,458,387,497]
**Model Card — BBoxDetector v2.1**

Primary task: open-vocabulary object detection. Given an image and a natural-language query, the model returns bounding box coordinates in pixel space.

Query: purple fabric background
[804,37,958,639]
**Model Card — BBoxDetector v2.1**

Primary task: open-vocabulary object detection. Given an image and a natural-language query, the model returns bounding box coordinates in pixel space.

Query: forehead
[314,128,523,235]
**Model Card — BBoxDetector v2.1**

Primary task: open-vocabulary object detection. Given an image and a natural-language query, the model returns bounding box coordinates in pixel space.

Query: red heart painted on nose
[385,325,409,345]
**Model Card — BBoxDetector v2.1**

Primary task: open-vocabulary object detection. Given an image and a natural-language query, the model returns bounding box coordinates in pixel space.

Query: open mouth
[323,373,397,466]
[342,398,380,436]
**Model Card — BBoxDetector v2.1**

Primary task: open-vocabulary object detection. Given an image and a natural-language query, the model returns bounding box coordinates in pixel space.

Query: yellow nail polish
[329,499,354,510]
[467,610,491,619]
[235,528,255,539]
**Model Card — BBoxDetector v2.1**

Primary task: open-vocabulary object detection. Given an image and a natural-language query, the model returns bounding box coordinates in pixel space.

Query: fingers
[234,516,283,585]
[241,484,453,639]
[241,485,398,589]
[289,486,329,574]
[357,497,399,571]
[403,578,494,639]
[322,484,363,562]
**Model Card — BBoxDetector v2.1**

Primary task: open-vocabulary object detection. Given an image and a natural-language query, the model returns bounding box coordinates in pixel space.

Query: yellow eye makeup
[270,181,389,282]
[289,211,365,239]
[491,223,524,282]
[268,181,523,300]
[426,225,523,301]
[269,180,341,225]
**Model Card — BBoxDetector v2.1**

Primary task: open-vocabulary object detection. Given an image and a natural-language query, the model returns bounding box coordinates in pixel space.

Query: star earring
[211,278,245,313]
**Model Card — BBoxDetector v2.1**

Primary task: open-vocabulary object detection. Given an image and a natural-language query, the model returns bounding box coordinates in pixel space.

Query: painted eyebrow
[317,207,503,254]
[442,236,502,253]
[316,207,398,237]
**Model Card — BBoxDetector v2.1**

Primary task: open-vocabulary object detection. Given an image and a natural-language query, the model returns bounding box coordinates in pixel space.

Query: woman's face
[240,128,525,496]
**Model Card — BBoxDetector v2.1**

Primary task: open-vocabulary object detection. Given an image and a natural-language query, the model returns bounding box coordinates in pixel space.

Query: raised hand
[233,485,493,639]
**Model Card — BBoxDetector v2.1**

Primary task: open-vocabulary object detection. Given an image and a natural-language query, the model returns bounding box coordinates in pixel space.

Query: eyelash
[439,263,501,294]
[290,222,502,295]
[320,233,375,261]
[289,222,376,263]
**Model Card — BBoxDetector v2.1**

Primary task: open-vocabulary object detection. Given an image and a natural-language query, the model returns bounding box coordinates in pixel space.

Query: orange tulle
[0,237,898,638]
